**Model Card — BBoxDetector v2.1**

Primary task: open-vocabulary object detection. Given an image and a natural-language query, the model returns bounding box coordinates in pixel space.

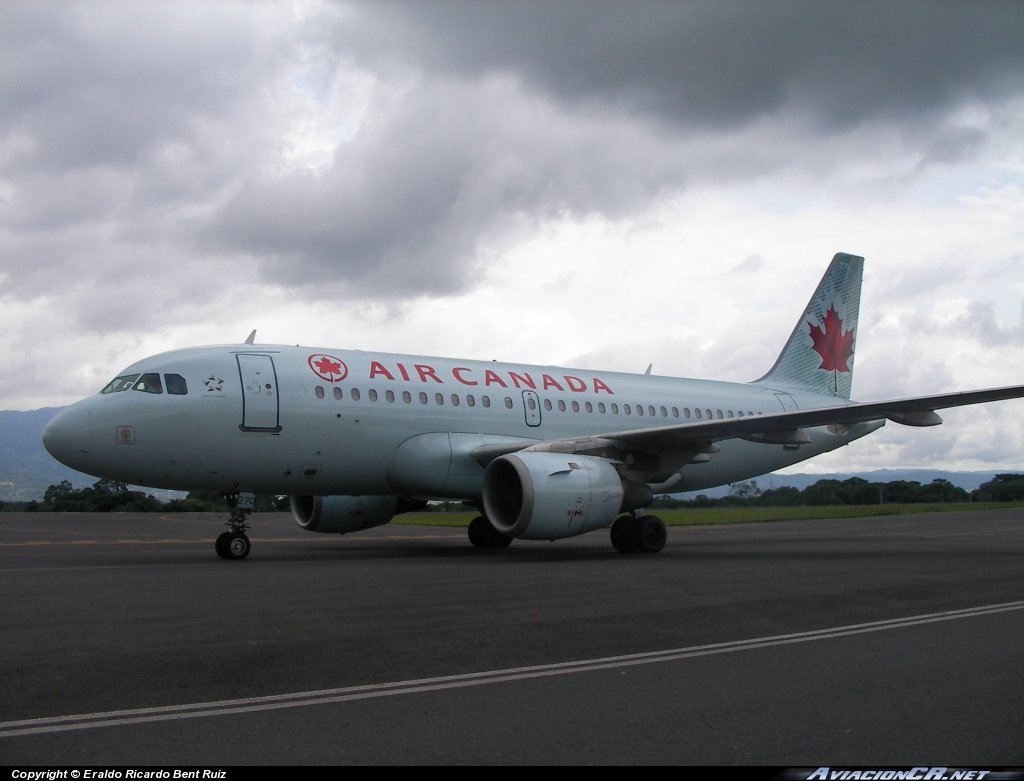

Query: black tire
[610,515,636,553]
[468,516,514,548]
[468,516,490,548]
[632,516,667,554]
[489,528,513,548]
[225,532,251,560]
[215,531,231,559]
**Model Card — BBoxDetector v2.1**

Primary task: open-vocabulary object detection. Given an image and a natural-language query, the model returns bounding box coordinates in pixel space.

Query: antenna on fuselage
[244,329,256,345]
[644,364,652,375]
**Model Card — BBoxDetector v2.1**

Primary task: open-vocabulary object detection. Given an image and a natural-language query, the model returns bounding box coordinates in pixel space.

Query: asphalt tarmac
[1,509,1022,765]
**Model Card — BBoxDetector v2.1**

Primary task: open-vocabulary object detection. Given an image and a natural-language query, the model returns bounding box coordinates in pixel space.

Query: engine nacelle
[290,495,398,534]
[482,452,650,540]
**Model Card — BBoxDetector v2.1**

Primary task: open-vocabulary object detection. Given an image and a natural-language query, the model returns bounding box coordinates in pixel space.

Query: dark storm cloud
[202,1,1024,297]
[0,3,278,177]
[0,2,287,307]
[3,2,1024,309]
[341,1,1024,130]
[210,76,691,296]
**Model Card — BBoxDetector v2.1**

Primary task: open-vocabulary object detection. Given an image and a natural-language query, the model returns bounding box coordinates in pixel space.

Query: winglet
[244,330,256,346]
[753,253,863,399]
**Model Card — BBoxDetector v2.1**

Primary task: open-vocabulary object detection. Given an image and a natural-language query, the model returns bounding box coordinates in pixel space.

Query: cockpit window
[164,374,188,395]
[132,373,163,394]
[100,374,140,394]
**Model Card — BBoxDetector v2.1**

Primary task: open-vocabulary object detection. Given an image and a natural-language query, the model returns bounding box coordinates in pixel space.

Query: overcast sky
[2,1,1023,473]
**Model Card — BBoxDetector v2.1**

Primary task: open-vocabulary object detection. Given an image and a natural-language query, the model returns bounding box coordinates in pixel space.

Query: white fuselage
[43,344,876,498]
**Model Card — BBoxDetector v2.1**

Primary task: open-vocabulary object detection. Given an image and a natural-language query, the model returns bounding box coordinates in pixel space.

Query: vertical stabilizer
[753,253,863,399]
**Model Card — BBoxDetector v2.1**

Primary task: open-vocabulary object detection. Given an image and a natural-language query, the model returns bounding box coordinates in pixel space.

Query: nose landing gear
[216,492,254,560]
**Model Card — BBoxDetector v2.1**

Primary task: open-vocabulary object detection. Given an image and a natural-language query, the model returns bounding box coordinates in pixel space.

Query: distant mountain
[0,408,98,501]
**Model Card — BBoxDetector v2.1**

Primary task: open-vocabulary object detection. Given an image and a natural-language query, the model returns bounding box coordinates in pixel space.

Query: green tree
[973,473,1024,502]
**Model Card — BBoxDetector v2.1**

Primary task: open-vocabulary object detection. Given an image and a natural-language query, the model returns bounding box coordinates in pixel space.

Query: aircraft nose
[42,405,95,467]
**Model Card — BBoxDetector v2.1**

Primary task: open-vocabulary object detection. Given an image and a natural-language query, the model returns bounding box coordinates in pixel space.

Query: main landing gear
[216,494,253,560]
[610,512,667,554]
[468,515,513,549]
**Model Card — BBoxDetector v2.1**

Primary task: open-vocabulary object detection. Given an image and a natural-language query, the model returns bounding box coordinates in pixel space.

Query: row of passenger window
[313,385,759,419]
[100,373,188,395]
[314,385,505,407]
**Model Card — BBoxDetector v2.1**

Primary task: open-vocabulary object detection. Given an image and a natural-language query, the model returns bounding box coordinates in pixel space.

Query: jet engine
[290,495,398,534]
[482,452,652,540]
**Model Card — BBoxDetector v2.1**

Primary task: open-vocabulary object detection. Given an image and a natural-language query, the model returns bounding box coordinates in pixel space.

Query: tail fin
[753,252,863,399]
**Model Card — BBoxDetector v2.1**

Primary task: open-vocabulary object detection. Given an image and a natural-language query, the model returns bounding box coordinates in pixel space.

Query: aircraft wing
[607,384,1024,450]
[471,384,1024,465]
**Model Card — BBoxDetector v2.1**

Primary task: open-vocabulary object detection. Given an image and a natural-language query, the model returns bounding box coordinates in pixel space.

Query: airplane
[42,253,1024,560]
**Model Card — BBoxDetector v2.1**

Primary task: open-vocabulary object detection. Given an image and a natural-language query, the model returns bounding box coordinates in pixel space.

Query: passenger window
[451,394,460,406]
[527,397,536,410]
[571,401,580,412]
[558,400,566,411]
[624,404,631,415]
[706,409,713,419]
[467,395,476,407]
[695,408,702,419]
[660,406,667,417]
[636,405,643,416]
[315,386,325,399]
[368,389,378,402]
[351,388,361,401]
[683,407,690,418]
[435,393,444,405]
[419,392,428,404]
[334,387,343,400]
[737,410,743,417]
[598,402,606,414]
[649,406,657,417]
[671,407,678,418]
[504,397,513,409]
[132,373,163,394]
[402,391,411,403]
[727,410,734,418]
[385,390,395,403]
[164,374,188,395]
[482,396,491,408]
[543,399,552,411]
[585,402,593,413]
[101,374,140,394]
[611,403,619,414]
[716,409,723,419]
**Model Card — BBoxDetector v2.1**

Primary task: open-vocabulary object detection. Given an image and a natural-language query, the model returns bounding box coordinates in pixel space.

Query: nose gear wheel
[216,494,252,560]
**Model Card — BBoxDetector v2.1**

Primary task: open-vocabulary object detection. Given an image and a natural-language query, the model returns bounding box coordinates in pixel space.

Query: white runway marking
[3,600,1022,738]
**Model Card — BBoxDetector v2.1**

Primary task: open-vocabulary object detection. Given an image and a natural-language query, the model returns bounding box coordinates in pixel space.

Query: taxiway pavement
[1,509,1022,764]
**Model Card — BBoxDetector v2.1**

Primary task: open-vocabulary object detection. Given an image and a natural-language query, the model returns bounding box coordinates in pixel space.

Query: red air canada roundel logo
[307,354,348,383]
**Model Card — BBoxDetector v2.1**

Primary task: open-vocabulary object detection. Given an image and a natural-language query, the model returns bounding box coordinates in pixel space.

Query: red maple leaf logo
[307,354,348,382]
[809,305,855,373]
[314,357,341,375]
